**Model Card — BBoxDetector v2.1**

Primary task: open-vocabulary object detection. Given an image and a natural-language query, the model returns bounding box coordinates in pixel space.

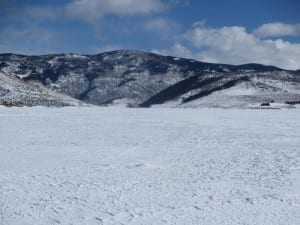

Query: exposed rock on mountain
[0,50,299,108]
[0,71,83,107]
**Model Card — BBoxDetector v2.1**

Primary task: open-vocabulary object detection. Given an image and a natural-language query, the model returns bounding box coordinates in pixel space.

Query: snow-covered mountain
[0,50,299,107]
[0,71,84,107]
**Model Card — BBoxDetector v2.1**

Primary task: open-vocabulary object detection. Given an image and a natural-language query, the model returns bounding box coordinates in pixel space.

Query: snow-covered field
[0,107,299,225]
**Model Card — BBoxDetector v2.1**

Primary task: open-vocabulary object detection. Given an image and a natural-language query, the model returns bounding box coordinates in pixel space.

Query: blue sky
[1,0,300,69]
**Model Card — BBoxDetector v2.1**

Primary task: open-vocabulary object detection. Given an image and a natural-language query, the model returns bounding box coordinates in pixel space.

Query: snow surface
[0,107,299,225]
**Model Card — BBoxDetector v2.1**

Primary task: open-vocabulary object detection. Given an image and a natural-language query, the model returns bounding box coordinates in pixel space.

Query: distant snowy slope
[0,50,299,107]
[0,71,84,106]
[143,71,300,108]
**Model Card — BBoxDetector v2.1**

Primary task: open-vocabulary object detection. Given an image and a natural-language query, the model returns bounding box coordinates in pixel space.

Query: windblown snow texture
[0,107,299,225]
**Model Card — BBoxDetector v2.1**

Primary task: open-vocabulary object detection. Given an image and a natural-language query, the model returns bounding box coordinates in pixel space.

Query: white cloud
[25,6,61,20]
[145,18,180,38]
[152,43,193,59]
[66,0,165,22]
[167,0,190,7]
[253,22,300,38]
[156,23,300,70]
[90,45,123,54]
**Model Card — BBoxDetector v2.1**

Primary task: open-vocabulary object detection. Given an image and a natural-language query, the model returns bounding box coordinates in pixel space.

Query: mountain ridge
[0,50,299,108]
[0,50,293,71]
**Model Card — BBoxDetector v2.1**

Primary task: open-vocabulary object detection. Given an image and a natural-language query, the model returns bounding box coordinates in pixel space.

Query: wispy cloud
[25,6,62,21]
[145,17,180,38]
[90,45,123,54]
[152,43,194,59]
[65,0,165,22]
[0,25,66,54]
[253,22,300,38]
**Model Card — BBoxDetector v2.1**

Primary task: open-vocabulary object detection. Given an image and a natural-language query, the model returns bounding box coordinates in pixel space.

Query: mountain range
[0,50,299,108]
